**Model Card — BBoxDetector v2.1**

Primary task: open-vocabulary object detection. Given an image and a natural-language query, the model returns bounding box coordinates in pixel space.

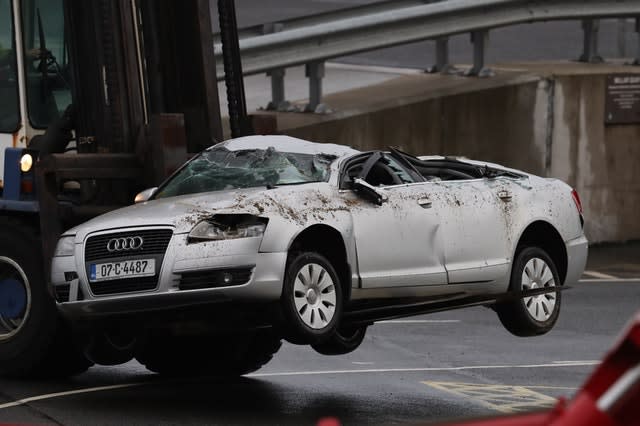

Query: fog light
[20,153,33,172]
[223,273,233,285]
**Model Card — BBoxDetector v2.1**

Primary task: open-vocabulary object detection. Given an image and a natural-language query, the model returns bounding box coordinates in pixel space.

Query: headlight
[20,153,33,172]
[54,235,75,257]
[188,215,267,242]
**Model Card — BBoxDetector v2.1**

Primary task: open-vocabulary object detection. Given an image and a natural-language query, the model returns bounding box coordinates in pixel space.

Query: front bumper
[51,228,287,320]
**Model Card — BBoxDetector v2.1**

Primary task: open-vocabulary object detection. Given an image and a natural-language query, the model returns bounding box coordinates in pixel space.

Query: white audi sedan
[51,135,587,375]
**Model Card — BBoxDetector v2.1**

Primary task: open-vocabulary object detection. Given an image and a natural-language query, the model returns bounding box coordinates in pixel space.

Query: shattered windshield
[154,146,335,199]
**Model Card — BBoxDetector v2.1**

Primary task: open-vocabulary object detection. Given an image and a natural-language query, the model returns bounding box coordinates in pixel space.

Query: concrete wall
[273,66,640,243]
[550,75,640,242]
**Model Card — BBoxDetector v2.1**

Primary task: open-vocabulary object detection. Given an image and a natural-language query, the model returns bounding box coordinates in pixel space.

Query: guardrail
[213,0,640,112]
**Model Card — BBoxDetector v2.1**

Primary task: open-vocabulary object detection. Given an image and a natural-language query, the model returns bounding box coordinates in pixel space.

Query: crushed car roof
[217,135,360,158]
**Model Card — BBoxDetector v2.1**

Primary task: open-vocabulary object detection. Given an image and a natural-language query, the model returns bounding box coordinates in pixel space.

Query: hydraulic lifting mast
[0,0,249,377]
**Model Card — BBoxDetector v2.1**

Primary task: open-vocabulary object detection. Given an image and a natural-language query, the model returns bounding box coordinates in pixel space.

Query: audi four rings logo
[106,237,144,252]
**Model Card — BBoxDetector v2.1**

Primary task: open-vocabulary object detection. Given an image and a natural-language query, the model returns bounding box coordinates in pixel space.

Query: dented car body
[50,135,588,371]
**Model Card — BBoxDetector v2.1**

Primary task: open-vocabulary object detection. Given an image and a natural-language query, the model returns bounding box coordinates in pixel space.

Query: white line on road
[0,361,599,411]
[583,271,618,280]
[579,278,640,283]
[375,320,461,324]
[248,361,600,378]
[0,382,147,410]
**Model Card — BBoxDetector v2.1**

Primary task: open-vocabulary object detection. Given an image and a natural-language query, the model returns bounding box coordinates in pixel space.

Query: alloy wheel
[521,257,556,322]
[293,263,337,330]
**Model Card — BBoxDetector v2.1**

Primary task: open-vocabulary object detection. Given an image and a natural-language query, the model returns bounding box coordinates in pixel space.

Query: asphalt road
[0,278,638,426]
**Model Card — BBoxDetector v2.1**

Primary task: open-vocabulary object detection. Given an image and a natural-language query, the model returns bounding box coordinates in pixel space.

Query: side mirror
[134,187,158,203]
[352,178,387,206]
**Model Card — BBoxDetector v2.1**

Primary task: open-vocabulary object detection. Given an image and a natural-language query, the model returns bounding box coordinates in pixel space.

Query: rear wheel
[497,246,562,337]
[311,325,367,356]
[0,219,91,378]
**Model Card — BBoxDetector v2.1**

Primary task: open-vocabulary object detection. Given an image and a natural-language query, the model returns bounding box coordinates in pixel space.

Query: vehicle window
[0,0,20,132]
[154,146,336,199]
[20,0,71,128]
[341,153,419,188]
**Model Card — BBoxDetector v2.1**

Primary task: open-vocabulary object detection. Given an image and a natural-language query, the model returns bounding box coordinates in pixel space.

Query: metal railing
[213,0,640,112]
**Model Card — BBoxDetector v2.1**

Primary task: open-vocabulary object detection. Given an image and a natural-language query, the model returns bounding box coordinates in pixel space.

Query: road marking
[525,385,578,391]
[423,381,557,413]
[249,360,599,378]
[583,270,618,279]
[375,319,461,324]
[0,382,147,410]
[352,362,375,365]
[0,361,596,411]
[579,278,640,283]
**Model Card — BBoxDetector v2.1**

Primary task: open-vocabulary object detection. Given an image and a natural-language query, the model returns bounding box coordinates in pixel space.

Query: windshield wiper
[268,181,319,189]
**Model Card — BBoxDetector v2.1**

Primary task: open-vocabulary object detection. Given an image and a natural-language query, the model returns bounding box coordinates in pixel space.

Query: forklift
[0,0,257,377]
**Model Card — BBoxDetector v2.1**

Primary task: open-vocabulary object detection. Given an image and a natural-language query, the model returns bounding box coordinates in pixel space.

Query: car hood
[66,186,299,241]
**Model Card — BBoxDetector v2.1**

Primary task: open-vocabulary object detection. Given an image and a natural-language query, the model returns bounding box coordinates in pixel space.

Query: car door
[429,177,513,284]
[341,153,447,288]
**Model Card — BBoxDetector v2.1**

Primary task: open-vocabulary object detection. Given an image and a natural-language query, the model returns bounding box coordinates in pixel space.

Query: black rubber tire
[136,330,282,377]
[280,252,343,345]
[0,218,92,378]
[311,325,367,356]
[496,246,562,337]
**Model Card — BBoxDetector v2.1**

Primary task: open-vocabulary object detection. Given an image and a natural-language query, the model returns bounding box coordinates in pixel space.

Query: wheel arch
[287,224,352,302]
[515,220,568,284]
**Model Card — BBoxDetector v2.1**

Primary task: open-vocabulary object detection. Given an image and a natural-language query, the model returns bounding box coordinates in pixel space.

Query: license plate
[90,259,156,282]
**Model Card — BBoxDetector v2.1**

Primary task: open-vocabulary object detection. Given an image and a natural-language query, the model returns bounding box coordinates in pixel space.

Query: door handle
[498,190,512,201]
[418,198,432,209]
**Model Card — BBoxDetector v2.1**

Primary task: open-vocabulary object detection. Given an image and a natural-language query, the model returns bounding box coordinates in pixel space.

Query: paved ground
[0,247,637,426]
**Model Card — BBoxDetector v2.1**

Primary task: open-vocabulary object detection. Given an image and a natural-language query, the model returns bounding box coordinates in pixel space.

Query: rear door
[430,178,513,284]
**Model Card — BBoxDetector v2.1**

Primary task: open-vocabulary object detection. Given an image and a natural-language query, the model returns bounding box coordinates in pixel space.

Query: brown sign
[605,74,640,124]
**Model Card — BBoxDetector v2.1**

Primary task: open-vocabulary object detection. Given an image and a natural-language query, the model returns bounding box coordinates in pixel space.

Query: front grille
[85,229,173,262]
[54,284,70,302]
[178,267,253,291]
[84,228,172,296]
[89,276,158,296]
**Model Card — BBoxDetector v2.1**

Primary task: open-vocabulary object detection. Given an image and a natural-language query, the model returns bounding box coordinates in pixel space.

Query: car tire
[280,252,343,345]
[0,219,92,378]
[496,246,562,337]
[311,325,367,356]
[137,330,282,376]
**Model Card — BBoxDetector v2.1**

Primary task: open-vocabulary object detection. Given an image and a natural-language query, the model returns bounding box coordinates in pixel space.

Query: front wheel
[497,246,562,337]
[280,252,343,344]
[137,330,282,376]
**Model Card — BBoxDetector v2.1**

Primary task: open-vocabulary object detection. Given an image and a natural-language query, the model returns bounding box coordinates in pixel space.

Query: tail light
[571,189,583,215]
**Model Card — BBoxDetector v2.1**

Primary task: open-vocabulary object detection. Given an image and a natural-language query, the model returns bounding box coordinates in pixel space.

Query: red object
[571,189,583,215]
[317,417,341,426]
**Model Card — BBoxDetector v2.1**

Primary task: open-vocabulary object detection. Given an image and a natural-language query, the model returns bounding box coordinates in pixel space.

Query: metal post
[263,23,289,110]
[427,37,459,74]
[633,17,640,65]
[617,18,628,58]
[305,61,326,113]
[268,69,286,108]
[579,19,604,63]
[218,0,253,137]
[465,30,493,77]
